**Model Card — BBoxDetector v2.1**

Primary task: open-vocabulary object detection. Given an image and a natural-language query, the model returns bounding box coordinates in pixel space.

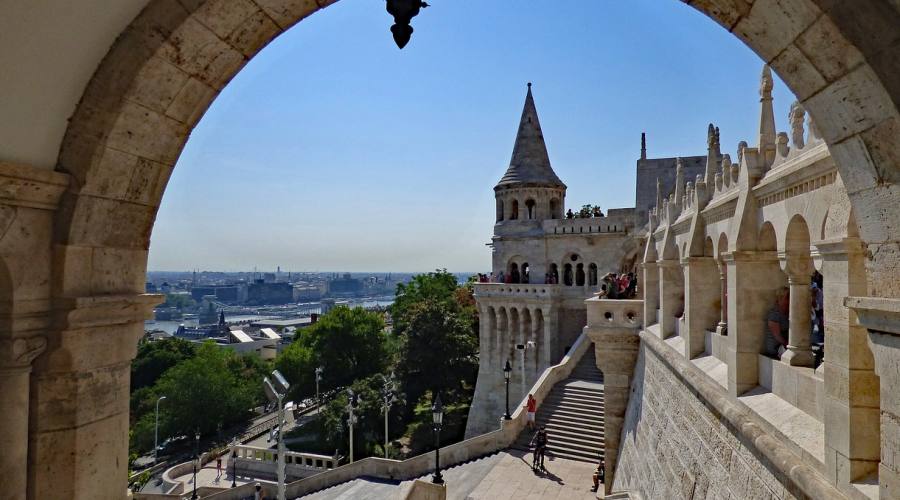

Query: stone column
[716,260,727,335]
[724,251,782,396]
[817,239,879,484]
[530,307,541,378]
[782,257,814,366]
[658,260,682,338]
[642,261,659,326]
[683,256,719,358]
[0,336,46,500]
[584,298,642,495]
[28,294,160,500]
[542,306,556,367]
[847,297,900,500]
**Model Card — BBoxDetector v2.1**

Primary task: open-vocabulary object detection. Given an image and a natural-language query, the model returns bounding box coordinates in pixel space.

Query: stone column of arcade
[682,256,719,358]
[642,261,659,326]
[816,238,880,485]
[1,336,46,500]
[657,260,682,338]
[724,251,783,396]
[716,261,727,335]
[781,256,814,367]
[28,282,161,499]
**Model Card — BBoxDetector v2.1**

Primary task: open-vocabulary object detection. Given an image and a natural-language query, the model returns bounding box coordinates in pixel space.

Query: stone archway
[31,1,900,498]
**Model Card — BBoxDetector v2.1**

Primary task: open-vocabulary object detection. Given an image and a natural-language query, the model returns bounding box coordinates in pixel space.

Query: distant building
[247,279,292,305]
[293,285,321,302]
[327,273,362,296]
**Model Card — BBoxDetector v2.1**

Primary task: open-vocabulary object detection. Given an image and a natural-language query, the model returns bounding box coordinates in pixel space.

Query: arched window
[576,263,585,286]
[511,199,519,220]
[549,264,559,284]
[588,263,598,286]
[549,199,559,219]
[525,199,536,219]
[522,263,530,284]
[563,264,574,286]
[509,263,521,284]
[496,199,504,222]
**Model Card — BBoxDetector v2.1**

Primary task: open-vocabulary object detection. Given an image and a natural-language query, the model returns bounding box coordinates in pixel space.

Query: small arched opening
[576,263,586,286]
[549,199,559,220]
[510,199,519,220]
[525,199,536,220]
[588,263,598,286]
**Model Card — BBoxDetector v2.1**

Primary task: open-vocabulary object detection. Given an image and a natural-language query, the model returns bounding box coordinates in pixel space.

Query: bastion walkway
[300,449,602,500]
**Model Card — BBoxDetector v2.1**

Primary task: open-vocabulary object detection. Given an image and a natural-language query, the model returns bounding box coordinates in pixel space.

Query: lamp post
[516,341,536,401]
[431,393,444,485]
[191,429,200,500]
[315,366,324,414]
[153,395,166,465]
[346,389,361,464]
[503,361,512,420]
[263,370,291,500]
[230,444,237,488]
[381,374,396,459]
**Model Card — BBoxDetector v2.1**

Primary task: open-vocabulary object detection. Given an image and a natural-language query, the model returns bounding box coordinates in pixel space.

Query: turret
[494,83,566,223]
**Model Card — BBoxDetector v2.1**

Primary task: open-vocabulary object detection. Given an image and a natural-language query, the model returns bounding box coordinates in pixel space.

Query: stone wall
[634,155,706,228]
[613,333,843,500]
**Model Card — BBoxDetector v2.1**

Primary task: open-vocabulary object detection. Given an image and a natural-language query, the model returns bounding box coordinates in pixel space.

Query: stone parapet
[613,330,845,499]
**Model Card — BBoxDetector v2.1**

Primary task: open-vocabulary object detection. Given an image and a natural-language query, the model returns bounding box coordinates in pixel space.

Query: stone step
[541,423,605,440]
[543,406,604,420]
[539,415,604,432]
[540,398,604,412]
[556,387,604,398]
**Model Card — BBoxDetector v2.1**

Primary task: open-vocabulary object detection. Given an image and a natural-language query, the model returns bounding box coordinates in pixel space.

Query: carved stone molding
[0,336,47,368]
[53,293,164,330]
[845,296,900,338]
[0,161,69,211]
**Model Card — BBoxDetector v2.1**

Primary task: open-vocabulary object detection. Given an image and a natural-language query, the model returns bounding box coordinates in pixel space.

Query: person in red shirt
[524,394,537,430]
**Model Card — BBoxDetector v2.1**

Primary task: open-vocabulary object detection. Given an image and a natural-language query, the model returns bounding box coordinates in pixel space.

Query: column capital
[778,252,813,279]
[0,336,47,369]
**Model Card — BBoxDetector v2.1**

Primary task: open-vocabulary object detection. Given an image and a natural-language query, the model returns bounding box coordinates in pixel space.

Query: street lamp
[431,393,444,485]
[191,429,200,500]
[516,341,536,402]
[263,370,291,500]
[230,442,237,488]
[154,395,166,465]
[381,373,397,459]
[346,389,362,463]
[315,366,324,414]
[503,361,512,420]
[385,0,430,49]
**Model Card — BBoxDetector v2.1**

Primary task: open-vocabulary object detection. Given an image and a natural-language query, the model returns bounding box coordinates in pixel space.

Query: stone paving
[298,449,602,499]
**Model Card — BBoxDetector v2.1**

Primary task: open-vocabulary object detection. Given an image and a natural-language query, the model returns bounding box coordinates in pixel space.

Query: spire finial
[527,82,532,89]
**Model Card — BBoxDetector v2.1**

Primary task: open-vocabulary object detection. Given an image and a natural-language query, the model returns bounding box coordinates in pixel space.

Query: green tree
[153,342,261,439]
[391,269,460,335]
[395,300,479,407]
[131,337,198,391]
[275,306,389,401]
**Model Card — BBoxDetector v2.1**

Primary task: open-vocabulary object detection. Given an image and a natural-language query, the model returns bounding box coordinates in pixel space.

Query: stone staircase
[513,348,605,463]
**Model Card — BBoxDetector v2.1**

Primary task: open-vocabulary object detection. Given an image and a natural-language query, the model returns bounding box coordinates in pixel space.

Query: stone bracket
[0,336,47,368]
[53,293,164,330]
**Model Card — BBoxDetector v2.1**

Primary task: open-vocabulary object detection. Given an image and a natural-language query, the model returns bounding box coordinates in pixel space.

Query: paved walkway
[299,449,602,499]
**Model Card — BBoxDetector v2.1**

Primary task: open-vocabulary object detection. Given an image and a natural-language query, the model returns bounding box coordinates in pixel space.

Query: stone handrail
[202,331,594,500]
[233,444,336,471]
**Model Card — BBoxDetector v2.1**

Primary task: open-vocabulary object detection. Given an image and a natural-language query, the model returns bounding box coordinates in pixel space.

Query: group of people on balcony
[595,272,638,300]
[763,270,826,367]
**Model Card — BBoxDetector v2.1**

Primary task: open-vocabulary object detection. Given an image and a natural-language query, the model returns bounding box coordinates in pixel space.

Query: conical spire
[496,83,565,189]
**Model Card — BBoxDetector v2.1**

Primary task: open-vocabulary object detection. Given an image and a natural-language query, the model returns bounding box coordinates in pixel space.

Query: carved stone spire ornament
[758,65,777,167]
[789,101,806,149]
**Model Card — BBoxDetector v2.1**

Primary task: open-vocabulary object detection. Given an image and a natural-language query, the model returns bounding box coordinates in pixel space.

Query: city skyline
[148,0,797,273]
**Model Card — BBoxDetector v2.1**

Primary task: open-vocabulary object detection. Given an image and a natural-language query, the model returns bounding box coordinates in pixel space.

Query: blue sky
[147,0,795,273]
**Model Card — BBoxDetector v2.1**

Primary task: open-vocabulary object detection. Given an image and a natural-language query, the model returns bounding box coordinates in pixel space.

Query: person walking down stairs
[530,426,548,471]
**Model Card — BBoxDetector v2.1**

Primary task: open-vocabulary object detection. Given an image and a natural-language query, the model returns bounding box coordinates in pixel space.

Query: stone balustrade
[232,444,336,477]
